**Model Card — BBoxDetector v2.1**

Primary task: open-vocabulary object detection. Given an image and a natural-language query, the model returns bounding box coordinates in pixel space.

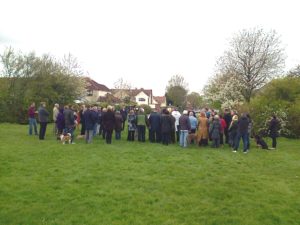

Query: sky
[1,0,300,96]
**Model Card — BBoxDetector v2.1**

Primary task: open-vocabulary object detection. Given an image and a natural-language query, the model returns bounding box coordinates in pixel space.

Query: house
[84,77,110,102]
[152,96,167,109]
[111,88,153,106]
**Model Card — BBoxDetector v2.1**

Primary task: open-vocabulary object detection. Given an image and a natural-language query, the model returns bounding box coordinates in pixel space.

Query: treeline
[0,47,86,123]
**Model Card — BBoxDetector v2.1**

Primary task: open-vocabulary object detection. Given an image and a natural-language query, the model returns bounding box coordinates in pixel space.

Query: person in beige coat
[196,111,209,146]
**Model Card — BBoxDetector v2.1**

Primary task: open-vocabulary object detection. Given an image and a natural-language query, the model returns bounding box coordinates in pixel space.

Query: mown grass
[0,123,299,225]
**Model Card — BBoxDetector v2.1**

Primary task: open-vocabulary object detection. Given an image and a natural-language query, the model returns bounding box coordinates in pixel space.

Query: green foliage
[138,104,152,114]
[0,48,86,123]
[165,75,188,109]
[0,123,300,225]
[248,77,300,138]
[186,92,203,109]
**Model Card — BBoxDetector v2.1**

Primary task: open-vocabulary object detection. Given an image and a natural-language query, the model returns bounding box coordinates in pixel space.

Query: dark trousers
[220,133,224,145]
[176,125,180,142]
[138,125,146,142]
[127,131,135,141]
[211,137,220,148]
[80,122,85,135]
[39,122,47,140]
[224,127,229,144]
[272,137,277,148]
[106,130,113,144]
[170,129,176,143]
[149,129,161,143]
[161,132,170,145]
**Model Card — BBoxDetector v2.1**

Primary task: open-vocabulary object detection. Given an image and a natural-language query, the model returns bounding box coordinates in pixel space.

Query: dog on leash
[187,133,198,145]
[60,133,72,144]
[254,134,269,150]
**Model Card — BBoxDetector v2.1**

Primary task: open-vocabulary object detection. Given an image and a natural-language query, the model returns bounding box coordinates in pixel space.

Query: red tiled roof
[153,96,166,104]
[85,77,110,92]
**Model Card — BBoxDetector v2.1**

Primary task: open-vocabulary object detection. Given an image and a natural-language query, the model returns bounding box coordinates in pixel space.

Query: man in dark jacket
[269,115,280,149]
[223,108,232,144]
[114,111,123,140]
[102,106,116,144]
[160,109,173,145]
[120,106,127,131]
[63,105,76,143]
[148,109,161,143]
[233,113,249,153]
[38,102,49,140]
[84,105,98,144]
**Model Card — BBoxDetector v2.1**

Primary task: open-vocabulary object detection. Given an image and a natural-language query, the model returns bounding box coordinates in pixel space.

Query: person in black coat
[160,109,173,145]
[38,102,49,140]
[148,109,161,143]
[269,115,280,149]
[223,108,232,144]
[84,105,98,144]
[102,106,116,144]
[120,106,127,131]
[233,113,249,153]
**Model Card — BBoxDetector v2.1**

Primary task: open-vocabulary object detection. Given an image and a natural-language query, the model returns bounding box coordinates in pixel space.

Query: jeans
[115,131,121,140]
[29,118,38,135]
[180,130,189,147]
[138,125,146,142]
[86,130,94,143]
[234,132,248,152]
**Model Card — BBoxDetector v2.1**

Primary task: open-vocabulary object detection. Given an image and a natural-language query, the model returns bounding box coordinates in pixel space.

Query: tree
[165,74,188,109]
[186,92,203,109]
[217,27,285,102]
[287,64,300,77]
[203,72,245,109]
[113,77,132,100]
[0,47,86,123]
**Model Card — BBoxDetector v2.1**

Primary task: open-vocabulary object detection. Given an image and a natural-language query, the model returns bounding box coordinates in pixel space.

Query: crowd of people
[28,102,281,153]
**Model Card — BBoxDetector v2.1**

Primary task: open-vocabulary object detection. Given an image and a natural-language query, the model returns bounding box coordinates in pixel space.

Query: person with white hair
[53,103,59,135]
[179,110,191,148]
[171,107,181,142]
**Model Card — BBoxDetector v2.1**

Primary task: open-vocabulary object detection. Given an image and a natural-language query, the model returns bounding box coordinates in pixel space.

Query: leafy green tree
[165,74,188,109]
[186,92,203,109]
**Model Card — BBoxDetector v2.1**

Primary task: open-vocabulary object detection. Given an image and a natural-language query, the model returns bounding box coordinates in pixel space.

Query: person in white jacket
[171,108,181,142]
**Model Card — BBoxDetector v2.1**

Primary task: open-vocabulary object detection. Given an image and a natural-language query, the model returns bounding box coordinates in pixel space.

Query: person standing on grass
[136,108,147,142]
[233,113,249,153]
[228,115,239,149]
[179,110,191,148]
[189,111,198,144]
[210,115,221,148]
[79,104,86,137]
[114,111,123,140]
[196,111,209,147]
[84,105,98,144]
[148,108,161,143]
[127,110,136,141]
[53,103,59,135]
[223,108,232,144]
[268,115,280,150]
[246,114,253,150]
[219,114,227,147]
[171,108,181,142]
[28,102,38,136]
[120,106,127,131]
[160,109,173,145]
[102,105,116,144]
[38,102,49,140]
[63,105,76,144]
[55,107,65,139]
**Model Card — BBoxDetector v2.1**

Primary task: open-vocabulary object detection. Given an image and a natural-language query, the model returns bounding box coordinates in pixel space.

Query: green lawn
[0,123,299,225]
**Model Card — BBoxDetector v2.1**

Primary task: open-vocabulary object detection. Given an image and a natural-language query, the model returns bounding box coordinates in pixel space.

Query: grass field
[0,123,299,225]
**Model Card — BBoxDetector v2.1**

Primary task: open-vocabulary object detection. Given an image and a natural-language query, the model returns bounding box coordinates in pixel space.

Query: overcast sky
[1,0,300,95]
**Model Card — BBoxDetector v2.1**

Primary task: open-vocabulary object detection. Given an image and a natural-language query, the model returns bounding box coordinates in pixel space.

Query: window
[87,90,93,96]
[138,98,145,102]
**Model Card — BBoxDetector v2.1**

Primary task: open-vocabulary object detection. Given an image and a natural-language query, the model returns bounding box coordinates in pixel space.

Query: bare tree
[218,28,285,102]
[113,77,132,100]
